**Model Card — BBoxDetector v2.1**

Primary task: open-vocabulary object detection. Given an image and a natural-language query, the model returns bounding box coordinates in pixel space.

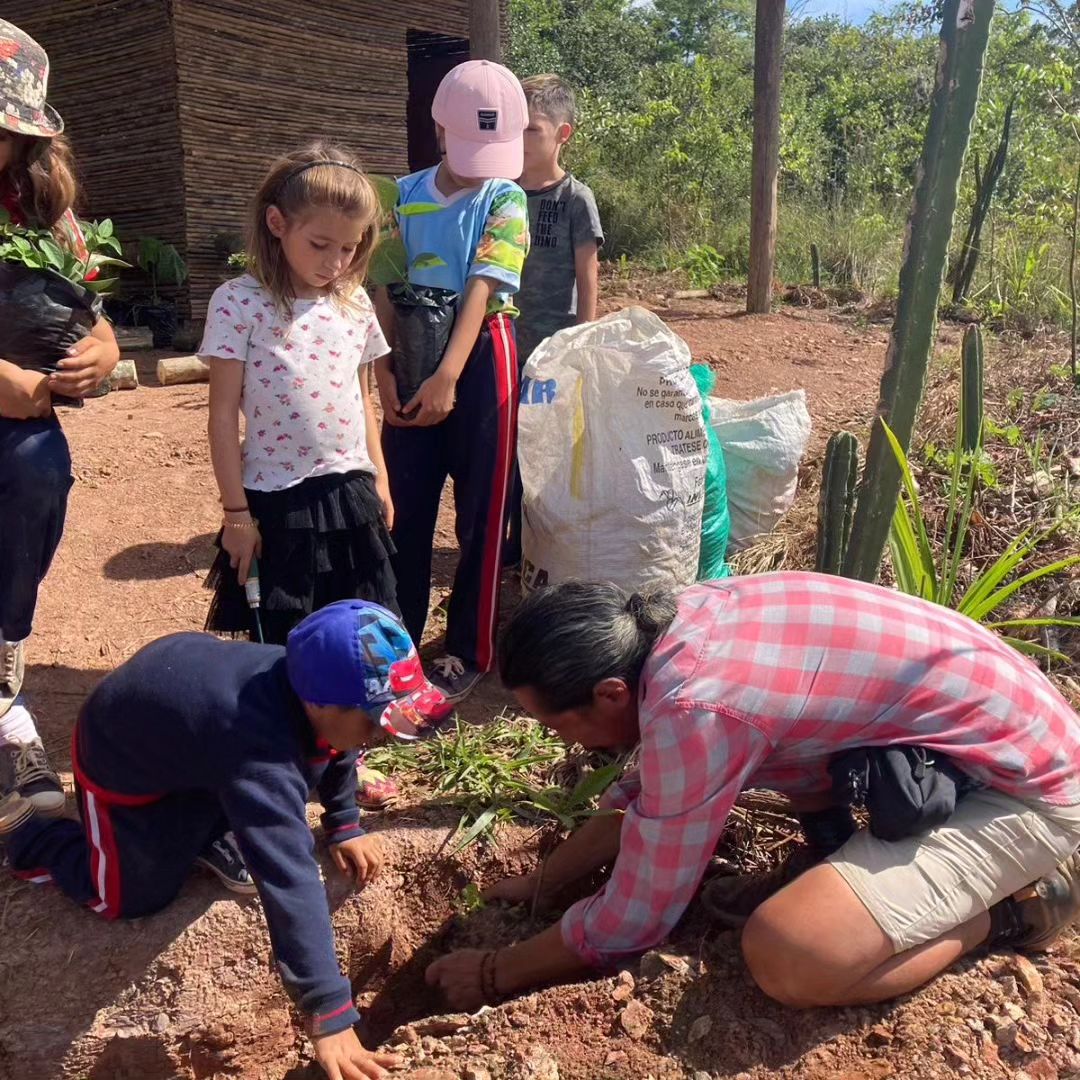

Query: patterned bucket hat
[0,19,63,138]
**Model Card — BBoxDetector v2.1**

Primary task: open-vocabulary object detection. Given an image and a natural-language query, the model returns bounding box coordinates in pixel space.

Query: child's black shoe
[196,831,257,895]
[431,656,485,703]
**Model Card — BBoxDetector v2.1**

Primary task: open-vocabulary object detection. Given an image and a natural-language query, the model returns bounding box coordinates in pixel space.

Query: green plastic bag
[691,364,731,580]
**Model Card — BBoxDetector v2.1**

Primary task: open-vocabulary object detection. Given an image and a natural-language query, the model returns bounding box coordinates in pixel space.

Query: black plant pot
[138,302,178,348]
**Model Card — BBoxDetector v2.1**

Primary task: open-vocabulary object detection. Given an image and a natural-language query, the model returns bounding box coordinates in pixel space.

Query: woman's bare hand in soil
[312,1028,399,1080]
[483,872,542,906]
[425,948,487,1011]
[49,334,118,397]
[331,834,384,889]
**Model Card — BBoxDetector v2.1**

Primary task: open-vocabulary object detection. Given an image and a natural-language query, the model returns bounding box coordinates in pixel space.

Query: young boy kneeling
[0,600,448,1080]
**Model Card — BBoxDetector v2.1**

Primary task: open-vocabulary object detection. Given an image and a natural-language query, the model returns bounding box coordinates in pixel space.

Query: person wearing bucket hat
[0,19,119,828]
[0,600,449,1080]
[374,59,530,707]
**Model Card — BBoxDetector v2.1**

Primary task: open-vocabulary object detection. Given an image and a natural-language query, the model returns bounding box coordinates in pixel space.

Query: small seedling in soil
[367,712,626,848]
[453,883,487,919]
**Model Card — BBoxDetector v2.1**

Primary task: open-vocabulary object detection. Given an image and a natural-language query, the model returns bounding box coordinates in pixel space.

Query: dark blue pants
[6,779,227,919]
[0,416,73,641]
[382,315,518,672]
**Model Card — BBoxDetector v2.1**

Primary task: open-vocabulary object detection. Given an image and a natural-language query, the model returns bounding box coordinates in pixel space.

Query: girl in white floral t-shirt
[200,143,397,647]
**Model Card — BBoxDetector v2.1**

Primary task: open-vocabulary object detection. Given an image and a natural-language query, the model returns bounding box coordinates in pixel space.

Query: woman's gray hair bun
[625,591,678,635]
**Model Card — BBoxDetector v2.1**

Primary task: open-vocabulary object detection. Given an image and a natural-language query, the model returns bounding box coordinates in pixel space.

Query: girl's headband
[278,160,364,191]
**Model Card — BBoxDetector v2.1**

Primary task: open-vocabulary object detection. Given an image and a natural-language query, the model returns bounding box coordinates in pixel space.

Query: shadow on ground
[103,533,216,582]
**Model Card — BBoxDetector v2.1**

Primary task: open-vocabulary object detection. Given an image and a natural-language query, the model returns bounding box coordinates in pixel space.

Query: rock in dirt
[688,1016,712,1042]
[989,1016,1018,1047]
[518,1044,560,1080]
[1013,955,1046,997]
[692,1072,712,1080]
[612,970,636,1001]
[410,1015,472,1038]
[604,1051,628,1067]
[999,974,1020,998]
[406,1071,458,1080]
[619,1000,654,1040]
[639,950,689,979]
[1063,983,1080,1013]
[866,1024,894,1047]
[944,1044,971,1068]
[464,1066,492,1080]
[1014,1057,1058,1080]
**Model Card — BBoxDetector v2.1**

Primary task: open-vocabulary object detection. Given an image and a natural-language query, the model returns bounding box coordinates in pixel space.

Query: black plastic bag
[388,282,458,416]
[829,745,980,842]
[0,262,102,409]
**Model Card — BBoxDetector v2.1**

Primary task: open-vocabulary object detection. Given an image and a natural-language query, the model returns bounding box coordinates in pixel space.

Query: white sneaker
[0,640,25,718]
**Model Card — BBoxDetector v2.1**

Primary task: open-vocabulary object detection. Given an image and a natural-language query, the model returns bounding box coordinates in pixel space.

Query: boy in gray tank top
[507,74,604,565]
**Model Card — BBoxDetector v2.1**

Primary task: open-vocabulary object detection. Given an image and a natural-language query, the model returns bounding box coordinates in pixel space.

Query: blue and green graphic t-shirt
[394,166,530,317]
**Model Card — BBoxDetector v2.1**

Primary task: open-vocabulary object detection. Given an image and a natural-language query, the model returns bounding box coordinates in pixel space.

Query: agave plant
[0,208,128,295]
[882,420,1080,661]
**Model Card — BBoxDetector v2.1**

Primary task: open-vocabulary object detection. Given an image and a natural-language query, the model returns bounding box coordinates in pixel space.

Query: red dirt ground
[3,301,1076,1080]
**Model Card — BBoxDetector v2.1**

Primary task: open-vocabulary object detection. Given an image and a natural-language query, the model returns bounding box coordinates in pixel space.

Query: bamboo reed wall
[4,1,186,249]
[6,1,508,322]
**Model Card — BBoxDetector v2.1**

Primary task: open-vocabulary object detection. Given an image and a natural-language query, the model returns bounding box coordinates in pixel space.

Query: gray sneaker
[987,849,1080,953]
[0,640,25,719]
[0,791,34,835]
[1,737,65,817]
[430,655,484,703]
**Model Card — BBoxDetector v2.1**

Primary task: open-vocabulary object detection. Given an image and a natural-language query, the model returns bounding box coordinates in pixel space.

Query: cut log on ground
[157,355,209,386]
[109,359,139,390]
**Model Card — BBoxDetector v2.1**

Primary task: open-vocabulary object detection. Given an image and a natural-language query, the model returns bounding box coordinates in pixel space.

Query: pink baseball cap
[432,60,528,180]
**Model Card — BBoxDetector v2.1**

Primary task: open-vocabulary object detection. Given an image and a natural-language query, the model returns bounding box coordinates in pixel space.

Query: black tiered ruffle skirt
[204,469,398,645]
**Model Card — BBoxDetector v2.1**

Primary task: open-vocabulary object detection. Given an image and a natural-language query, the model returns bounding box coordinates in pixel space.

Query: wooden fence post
[747,0,786,314]
[470,0,503,62]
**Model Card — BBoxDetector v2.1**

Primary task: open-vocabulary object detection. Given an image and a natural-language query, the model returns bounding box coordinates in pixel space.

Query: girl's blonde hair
[3,132,79,243]
[248,142,379,311]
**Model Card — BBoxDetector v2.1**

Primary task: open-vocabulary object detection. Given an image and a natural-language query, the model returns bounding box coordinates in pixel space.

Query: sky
[795,0,882,23]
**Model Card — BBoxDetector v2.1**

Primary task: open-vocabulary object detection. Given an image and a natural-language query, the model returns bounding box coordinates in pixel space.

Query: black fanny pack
[388,282,458,415]
[829,746,981,842]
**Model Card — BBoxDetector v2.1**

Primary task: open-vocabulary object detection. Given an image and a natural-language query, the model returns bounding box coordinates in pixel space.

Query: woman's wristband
[480,948,505,1004]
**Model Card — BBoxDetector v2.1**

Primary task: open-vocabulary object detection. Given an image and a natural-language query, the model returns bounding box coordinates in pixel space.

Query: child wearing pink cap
[374,60,530,703]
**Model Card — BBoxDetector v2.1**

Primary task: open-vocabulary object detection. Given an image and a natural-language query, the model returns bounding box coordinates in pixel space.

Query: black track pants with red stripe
[5,783,228,919]
[382,314,518,672]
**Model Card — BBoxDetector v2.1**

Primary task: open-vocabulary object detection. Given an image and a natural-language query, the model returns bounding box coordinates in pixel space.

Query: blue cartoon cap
[286,600,451,740]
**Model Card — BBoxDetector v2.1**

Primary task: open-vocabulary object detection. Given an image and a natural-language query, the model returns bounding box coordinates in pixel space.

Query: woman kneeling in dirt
[426,572,1080,1012]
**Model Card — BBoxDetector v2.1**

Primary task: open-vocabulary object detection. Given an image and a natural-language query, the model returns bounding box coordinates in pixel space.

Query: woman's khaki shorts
[827,788,1080,954]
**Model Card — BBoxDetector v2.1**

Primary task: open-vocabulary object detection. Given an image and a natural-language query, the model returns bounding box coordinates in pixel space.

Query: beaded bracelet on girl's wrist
[222,517,259,530]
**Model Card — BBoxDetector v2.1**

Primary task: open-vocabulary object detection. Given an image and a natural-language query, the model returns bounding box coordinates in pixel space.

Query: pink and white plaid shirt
[561,572,1080,966]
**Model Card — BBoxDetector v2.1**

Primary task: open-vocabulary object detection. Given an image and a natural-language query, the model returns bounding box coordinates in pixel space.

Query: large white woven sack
[708,389,812,551]
[518,307,707,593]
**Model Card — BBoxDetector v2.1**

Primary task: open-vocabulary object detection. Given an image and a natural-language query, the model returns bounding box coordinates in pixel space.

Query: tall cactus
[951,96,1015,306]
[816,431,860,574]
[959,324,984,454]
[810,243,822,288]
[842,0,996,583]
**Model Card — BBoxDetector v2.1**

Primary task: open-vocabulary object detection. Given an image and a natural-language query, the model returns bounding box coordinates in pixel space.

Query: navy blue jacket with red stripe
[75,632,365,1036]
